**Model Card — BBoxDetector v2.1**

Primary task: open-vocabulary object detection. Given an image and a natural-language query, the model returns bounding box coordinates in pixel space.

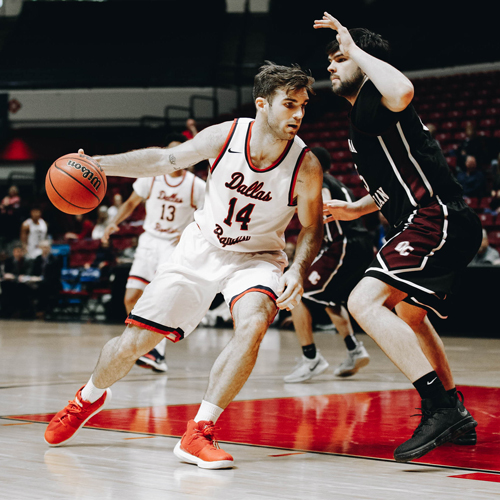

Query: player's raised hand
[313,12,355,57]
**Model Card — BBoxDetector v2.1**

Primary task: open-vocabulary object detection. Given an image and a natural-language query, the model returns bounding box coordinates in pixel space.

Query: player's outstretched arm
[314,12,413,112]
[102,191,143,243]
[90,121,233,178]
[323,194,378,224]
[276,152,323,311]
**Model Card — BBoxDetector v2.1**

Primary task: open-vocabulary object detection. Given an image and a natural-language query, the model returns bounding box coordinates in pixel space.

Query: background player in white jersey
[20,207,48,259]
[44,62,324,470]
[102,134,206,372]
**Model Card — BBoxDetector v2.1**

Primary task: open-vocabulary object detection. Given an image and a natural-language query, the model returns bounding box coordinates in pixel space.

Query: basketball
[45,152,107,215]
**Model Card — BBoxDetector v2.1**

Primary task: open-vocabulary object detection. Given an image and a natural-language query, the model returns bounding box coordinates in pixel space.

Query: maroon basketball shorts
[365,197,482,319]
[303,233,374,307]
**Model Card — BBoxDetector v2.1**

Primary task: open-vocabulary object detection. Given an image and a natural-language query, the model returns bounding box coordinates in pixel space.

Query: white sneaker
[334,342,370,377]
[284,352,329,383]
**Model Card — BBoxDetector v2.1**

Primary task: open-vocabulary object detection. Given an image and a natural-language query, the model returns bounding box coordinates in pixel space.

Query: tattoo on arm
[169,154,176,165]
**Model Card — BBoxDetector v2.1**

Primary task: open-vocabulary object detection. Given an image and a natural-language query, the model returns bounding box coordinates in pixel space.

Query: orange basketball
[45,153,107,215]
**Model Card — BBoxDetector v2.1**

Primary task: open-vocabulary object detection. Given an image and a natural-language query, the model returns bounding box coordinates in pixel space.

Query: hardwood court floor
[0,319,499,500]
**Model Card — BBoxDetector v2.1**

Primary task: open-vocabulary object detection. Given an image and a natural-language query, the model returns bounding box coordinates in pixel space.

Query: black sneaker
[393,395,477,463]
[452,428,477,445]
[135,348,168,373]
[451,392,477,445]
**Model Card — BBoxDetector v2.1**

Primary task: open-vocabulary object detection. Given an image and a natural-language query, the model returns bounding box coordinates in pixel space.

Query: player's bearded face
[331,66,364,98]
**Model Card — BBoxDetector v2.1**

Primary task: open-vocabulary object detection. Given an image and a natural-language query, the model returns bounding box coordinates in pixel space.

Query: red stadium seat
[447,109,464,119]
[465,108,483,118]
[479,213,496,228]
[479,118,497,128]
[331,150,350,162]
[70,239,101,251]
[487,230,500,246]
[485,107,500,116]
[479,197,493,211]
[464,197,479,210]
[441,121,459,131]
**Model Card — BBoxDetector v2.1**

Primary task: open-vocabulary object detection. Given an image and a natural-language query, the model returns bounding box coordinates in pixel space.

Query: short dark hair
[164,133,187,147]
[252,61,315,103]
[311,147,331,173]
[326,28,390,62]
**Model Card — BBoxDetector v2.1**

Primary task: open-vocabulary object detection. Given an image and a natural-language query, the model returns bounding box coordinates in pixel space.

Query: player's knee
[235,311,271,340]
[115,326,149,360]
[347,288,365,321]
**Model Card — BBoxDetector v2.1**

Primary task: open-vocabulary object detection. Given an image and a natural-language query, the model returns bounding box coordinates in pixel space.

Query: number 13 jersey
[133,170,206,242]
[194,117,309,253]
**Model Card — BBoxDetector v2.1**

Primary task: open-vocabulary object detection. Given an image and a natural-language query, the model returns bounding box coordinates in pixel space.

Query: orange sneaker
[44,386,111,447]
[174,420,234,469]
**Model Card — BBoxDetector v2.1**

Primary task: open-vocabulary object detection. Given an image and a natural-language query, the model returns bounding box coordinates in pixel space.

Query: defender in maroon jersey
[316,13,482,462]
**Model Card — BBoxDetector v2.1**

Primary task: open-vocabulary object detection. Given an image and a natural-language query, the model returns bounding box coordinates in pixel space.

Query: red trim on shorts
[210,119,238,174]
[125,314,184,343]
[128,275,150,285]
[229,285,278,316]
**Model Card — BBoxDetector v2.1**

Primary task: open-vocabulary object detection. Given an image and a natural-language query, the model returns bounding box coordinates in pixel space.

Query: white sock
[155,338,167,357]
[194,400,224,424]
[80,376,106,404]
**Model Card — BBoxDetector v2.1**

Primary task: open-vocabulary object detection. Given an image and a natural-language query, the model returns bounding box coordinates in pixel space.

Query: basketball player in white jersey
[45,62,324,470]
[102,134,206,372]
[20,207,48,259]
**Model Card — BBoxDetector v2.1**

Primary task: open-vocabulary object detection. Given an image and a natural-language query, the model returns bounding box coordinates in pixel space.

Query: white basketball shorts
[126,231,177,291]
[126,222,287,342]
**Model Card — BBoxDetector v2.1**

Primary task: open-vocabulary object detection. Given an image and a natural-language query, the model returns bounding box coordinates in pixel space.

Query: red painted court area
[9,386,500,473]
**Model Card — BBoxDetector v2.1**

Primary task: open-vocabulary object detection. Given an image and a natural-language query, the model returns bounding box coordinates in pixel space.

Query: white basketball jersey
[26,218,48,258]
[133,171,205,242]
[195,118,309,253]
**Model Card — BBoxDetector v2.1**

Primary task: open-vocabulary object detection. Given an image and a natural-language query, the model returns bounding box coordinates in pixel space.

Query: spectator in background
[116,236,138,265]
[455,121,495,172]
[64,213,94,241]
[20,207,48,259]
[456,155,487,198]
[0,243,34,318]
[469,229,500,266]
[91,206,109,240]
[85,238,116,286]
[0,185,22,246]
[182,118,198,140]
[31,239,63,319]
[489,159,500,212]
[1,184,21,214]
[107,193,123,221]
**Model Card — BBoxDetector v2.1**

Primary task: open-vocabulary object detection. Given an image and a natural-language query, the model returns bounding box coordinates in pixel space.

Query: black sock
[413,371,454,408]
[447,387,458,402]
[343,334,358,351]
[302,343,317,359]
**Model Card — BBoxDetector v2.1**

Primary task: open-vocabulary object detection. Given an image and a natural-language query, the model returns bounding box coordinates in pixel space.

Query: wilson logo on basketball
[67,160,102,191]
